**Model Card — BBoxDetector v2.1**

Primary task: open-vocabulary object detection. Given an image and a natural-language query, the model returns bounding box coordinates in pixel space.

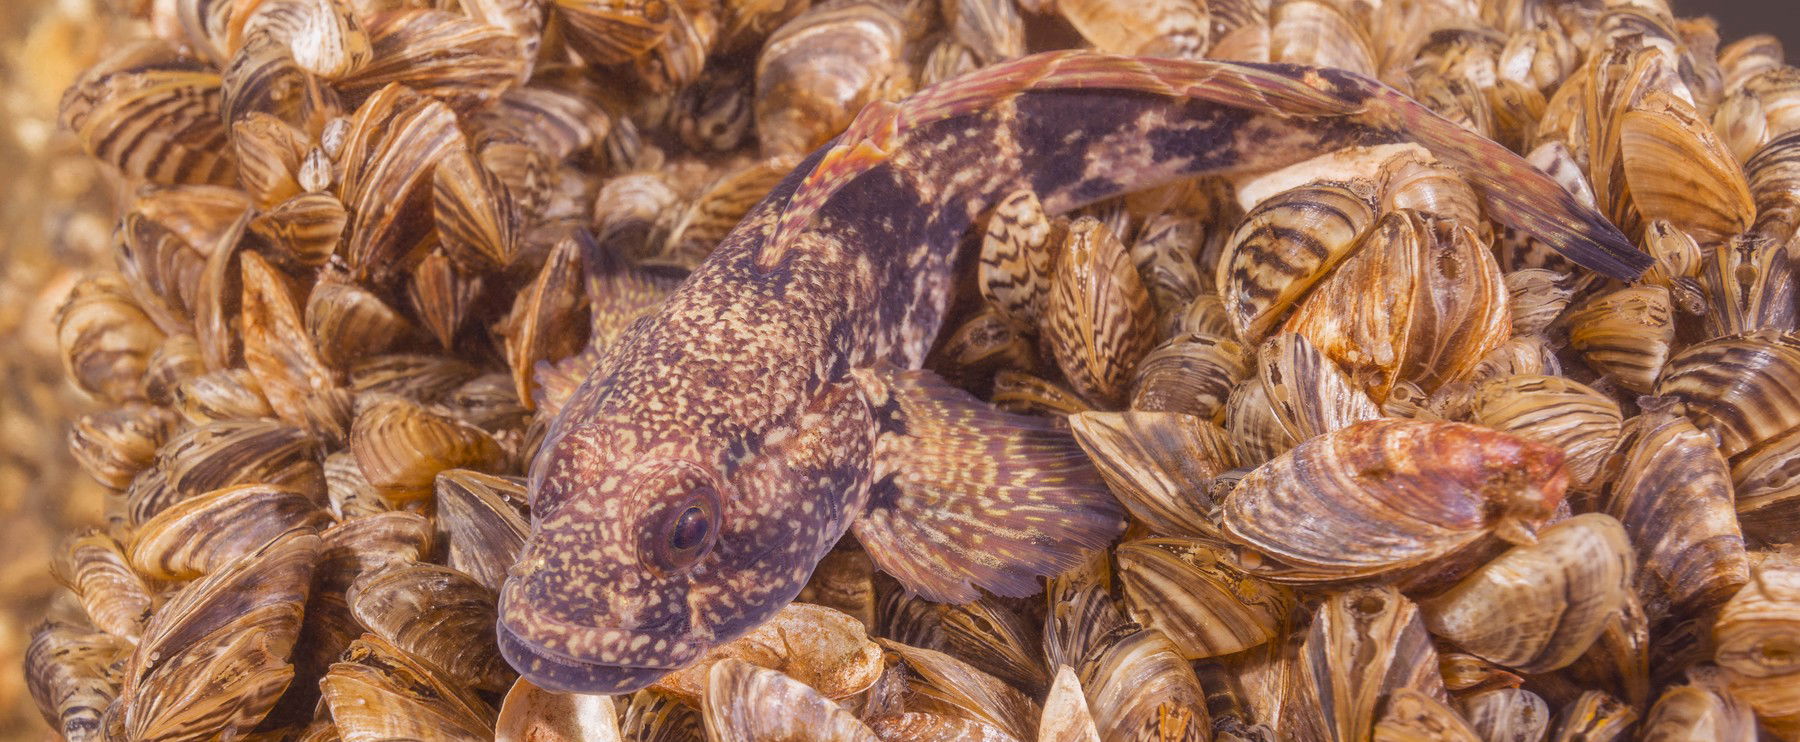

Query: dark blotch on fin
[849,366,1125,603]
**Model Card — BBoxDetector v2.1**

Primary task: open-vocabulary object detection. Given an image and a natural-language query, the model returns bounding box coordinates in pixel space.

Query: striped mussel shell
[1283,209,1511,403]
[51,530,156,644]
[1468,374,1621,488]
[1115,538,1292,660]
[1284,586,1447,742]
[128,482,331,581]
[1599,406,1750,614]
[1418,514,1636,674]
[1217,180,1378,344]
[1068,411,1235,538]
[1459,688,1552,742]
[1220,418,1568,584]
[1716,64,1800,164]
[1639,671,1758,742]
[1045,216,1161,406]
[1128,332,1246,422]
[1566,284,1676,394]
[754,0,911,160]
[25,622,131,742]
[1746,130,1800,249]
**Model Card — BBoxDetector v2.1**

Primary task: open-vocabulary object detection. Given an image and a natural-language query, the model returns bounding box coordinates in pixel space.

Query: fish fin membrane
[850,366,1125,603]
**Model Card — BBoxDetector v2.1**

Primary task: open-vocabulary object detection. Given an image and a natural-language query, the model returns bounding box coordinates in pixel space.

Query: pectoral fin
[849,366,1125,603]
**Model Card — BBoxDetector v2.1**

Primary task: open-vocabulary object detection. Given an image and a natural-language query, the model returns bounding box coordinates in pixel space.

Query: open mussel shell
[654,602,883,706]
[1419,513,1634,674]
[346,563,513,692]
[1068,411,1233,538]
[702,658,881,742]
[1221,418,1567,584]
[26,621,131,742]
[129,483,331,581]
[1115,538,1291,660]
[496,679,620,742]
[1469,374,1621,488]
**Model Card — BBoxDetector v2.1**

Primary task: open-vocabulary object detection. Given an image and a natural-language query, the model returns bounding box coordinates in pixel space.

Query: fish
[496,50,1648,694]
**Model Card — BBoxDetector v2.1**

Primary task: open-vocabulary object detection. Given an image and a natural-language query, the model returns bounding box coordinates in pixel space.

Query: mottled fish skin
[497,50,1646,694]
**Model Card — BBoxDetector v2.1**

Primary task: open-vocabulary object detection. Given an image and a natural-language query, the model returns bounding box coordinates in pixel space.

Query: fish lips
[496,620,680,694]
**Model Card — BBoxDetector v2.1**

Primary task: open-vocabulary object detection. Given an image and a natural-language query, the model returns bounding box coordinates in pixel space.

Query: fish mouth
[497,619,683,694]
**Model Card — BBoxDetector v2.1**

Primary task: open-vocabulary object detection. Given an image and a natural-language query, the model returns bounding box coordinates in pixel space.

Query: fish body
[497,51,1645,694]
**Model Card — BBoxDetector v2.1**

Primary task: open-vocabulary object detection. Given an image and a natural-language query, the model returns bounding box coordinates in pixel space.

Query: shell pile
[19,0,1800,739]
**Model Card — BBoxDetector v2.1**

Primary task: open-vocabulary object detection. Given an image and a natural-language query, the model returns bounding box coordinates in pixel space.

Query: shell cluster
[19,0,1800,739]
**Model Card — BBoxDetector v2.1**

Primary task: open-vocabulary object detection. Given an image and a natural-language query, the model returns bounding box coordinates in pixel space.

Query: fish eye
[642,485,720,576]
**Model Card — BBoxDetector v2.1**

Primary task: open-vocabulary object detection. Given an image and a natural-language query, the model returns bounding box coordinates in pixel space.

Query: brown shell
[114,528,319,740]
[348,394,505,503]
[1713,557,1800,679]
[346,563,515,692]
[25,622,131,742]
[1468,374,1622,488]
[1218,181,1377,343]
[339,10,525,114]
[56,273,167,405]
[978,188,1060,331]
[754,1,909,160]
[1657,330,1800,458]
[1602,408,1750,614]
[1418,513,1635,673]
[1222,419,1568,583]
[1130,332,1247,422]
[57,41,235,186]
[171,368,274,425]
[241,250,354,444]
[500,234,589,410]
[1116,538,1292,659]
[68,404,181,490]
[125,419,324,526]
[496,679,619,742]
[1045,216,1160,406]
[1459,688,1551,742]
[1566,284,1676,394]
[1285,209,1510,402]
[52,530,156,643]
[129,483,331,581]
[1068,411,1234,538]
[1286,586,1447,742]
[320,633,495,741]
[435,469,529,593]
[1056,0,1207,58]
[654,603,882,706]
[1621,90,1756,242]
[305,274,415,371]
[701,658,882,741]
[1640,676,1757,742]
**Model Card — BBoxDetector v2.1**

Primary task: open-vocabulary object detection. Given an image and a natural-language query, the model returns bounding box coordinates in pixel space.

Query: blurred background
[0,0,1793,737]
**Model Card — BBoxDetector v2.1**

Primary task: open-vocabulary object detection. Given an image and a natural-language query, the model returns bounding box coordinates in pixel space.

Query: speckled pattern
[497,50,1649,694]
